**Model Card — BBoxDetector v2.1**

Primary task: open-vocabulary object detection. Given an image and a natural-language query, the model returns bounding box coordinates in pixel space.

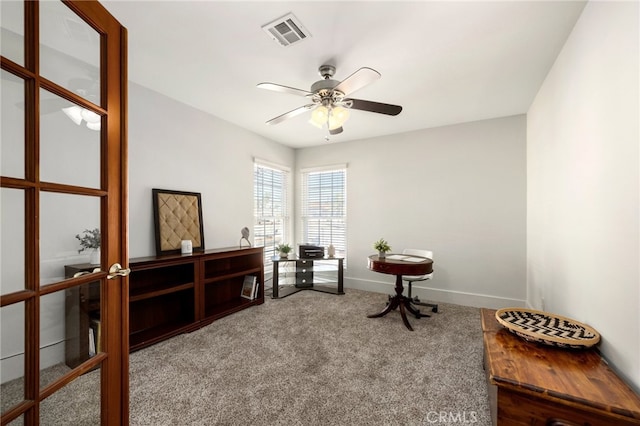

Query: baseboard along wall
[345,277,526,310]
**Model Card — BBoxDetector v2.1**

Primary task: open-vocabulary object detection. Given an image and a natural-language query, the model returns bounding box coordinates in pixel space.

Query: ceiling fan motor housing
[310,78,338,93]
[311,65,344,105]
[311,64,341,99]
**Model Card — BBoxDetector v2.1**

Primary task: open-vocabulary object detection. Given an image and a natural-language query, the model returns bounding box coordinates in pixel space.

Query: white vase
[378,251,386,259]
[279,251,288,259]
[90,248,101,265]
[328,244,336,258]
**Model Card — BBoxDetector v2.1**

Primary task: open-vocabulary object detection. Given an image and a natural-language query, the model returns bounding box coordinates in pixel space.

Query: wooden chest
[481,308,640,425]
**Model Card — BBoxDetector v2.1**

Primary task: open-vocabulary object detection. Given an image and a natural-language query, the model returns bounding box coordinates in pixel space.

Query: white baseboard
[345,277,526,309]
[1,341,65,385]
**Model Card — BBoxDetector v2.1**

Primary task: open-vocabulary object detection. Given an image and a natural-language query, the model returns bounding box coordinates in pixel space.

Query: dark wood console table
[65,246,264,362]
[481,308,640,425]
[272,256,344,299]
[128,246,264,351]
[367,254,433,331]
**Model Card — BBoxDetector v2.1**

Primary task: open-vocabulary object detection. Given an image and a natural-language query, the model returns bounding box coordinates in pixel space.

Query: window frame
[253,159,292,269]
[300,164,347,264]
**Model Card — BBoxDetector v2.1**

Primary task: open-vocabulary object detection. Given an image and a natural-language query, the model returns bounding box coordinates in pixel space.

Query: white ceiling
[101,1,586,148]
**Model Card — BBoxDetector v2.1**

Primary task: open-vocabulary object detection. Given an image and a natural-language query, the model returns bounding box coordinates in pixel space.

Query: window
[301,165,347,261]
[254,160,291,268]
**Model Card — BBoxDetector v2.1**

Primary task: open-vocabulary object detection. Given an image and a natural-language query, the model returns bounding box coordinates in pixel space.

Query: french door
[1,1,128,424]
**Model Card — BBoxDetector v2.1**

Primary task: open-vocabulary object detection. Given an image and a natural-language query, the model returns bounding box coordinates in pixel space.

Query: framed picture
[152,188,205,255]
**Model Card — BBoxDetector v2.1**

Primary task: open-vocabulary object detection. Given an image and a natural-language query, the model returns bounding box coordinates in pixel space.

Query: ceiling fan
[257,64,402,136]
[28,75,102,131]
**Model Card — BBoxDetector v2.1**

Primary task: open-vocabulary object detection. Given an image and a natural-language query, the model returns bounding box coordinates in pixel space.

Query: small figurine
[239,227,252,247]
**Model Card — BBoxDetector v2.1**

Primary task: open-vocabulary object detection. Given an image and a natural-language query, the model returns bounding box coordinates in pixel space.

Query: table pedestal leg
[367,274,415,331]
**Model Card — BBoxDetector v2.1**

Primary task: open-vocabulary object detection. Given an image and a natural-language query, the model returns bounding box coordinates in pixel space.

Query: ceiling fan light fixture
[309,105,329,128]
[62,105,83,125]
[328,106,349,130]
[86,121,101,131]
[62,105,101,131]
[81,108,101,123]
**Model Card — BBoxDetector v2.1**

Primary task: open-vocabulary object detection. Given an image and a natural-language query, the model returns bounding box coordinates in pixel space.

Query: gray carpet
[2,288,491,425]
[129,288,491,425]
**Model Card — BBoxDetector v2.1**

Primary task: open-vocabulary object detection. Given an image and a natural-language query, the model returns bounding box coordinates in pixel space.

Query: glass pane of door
[39,192,101,282]
[39,1,100,106]
[39,88,101,189]
[0,302,25,416]
[39,286,101,389]
[39,364,101,424]
[0,0,24,66]
[39,290,68,389]
[64,280,102,368]
[1,70,25,179]
[1,188,25,295]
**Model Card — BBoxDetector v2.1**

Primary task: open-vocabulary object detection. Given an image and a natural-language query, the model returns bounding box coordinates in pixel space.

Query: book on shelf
[88,328,96,357]
[241,275,257,300]
[253,281,260,300]
[90,318,101,353]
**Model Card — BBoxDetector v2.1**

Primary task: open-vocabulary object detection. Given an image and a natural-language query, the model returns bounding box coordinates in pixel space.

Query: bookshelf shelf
[129,319,196,349]
[203,298,259,322]
[130,281,195,302]
[203,266,262,284]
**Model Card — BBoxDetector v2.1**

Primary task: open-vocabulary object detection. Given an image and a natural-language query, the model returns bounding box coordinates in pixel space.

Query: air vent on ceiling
[262,13,310,47]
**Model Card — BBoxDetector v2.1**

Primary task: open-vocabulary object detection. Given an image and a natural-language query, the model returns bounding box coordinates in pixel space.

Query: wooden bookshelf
[128,246,264,352]
[66,246,264,361]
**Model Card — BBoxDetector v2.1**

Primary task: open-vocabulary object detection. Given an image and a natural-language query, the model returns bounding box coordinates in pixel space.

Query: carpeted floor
[128,288,491,425]
[2,288,491,425]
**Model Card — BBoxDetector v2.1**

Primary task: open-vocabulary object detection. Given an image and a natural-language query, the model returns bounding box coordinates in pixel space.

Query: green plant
[373,238,391,253]
[276,243,292,254]
[76,228,101,253]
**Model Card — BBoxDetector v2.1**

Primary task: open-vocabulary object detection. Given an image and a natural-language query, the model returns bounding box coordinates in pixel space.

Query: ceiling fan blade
[257,82,313,97]
[265,104,316,125]
[333,67,381,96]
[345,98,402,116]
[329,127,343,135]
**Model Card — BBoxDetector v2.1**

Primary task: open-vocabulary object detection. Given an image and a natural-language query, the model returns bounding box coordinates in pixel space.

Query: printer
[299,244,325,259]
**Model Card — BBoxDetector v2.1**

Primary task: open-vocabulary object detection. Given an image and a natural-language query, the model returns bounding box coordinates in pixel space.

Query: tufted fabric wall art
[152,188,205,255]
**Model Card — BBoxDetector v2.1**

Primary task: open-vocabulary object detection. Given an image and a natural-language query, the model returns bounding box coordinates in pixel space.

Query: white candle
[181,240,193,254]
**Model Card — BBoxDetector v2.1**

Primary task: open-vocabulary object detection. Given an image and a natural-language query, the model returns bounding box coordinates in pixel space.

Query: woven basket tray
[495,308,601,349]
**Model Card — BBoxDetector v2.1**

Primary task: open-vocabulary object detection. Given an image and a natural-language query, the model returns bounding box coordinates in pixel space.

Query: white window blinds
[301,165,347,260]
[254,160,290,267]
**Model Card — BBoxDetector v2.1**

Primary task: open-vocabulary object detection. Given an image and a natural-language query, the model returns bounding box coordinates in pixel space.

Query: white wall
[128,82,295,258]
[128,85,527,309]
[296,115,527,308]
[527,1,639,390]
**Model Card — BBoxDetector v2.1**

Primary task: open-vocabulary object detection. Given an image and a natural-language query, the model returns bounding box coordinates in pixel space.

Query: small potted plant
[76,228,101,264]
[276,243,292,258]
[373,238,391,259]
